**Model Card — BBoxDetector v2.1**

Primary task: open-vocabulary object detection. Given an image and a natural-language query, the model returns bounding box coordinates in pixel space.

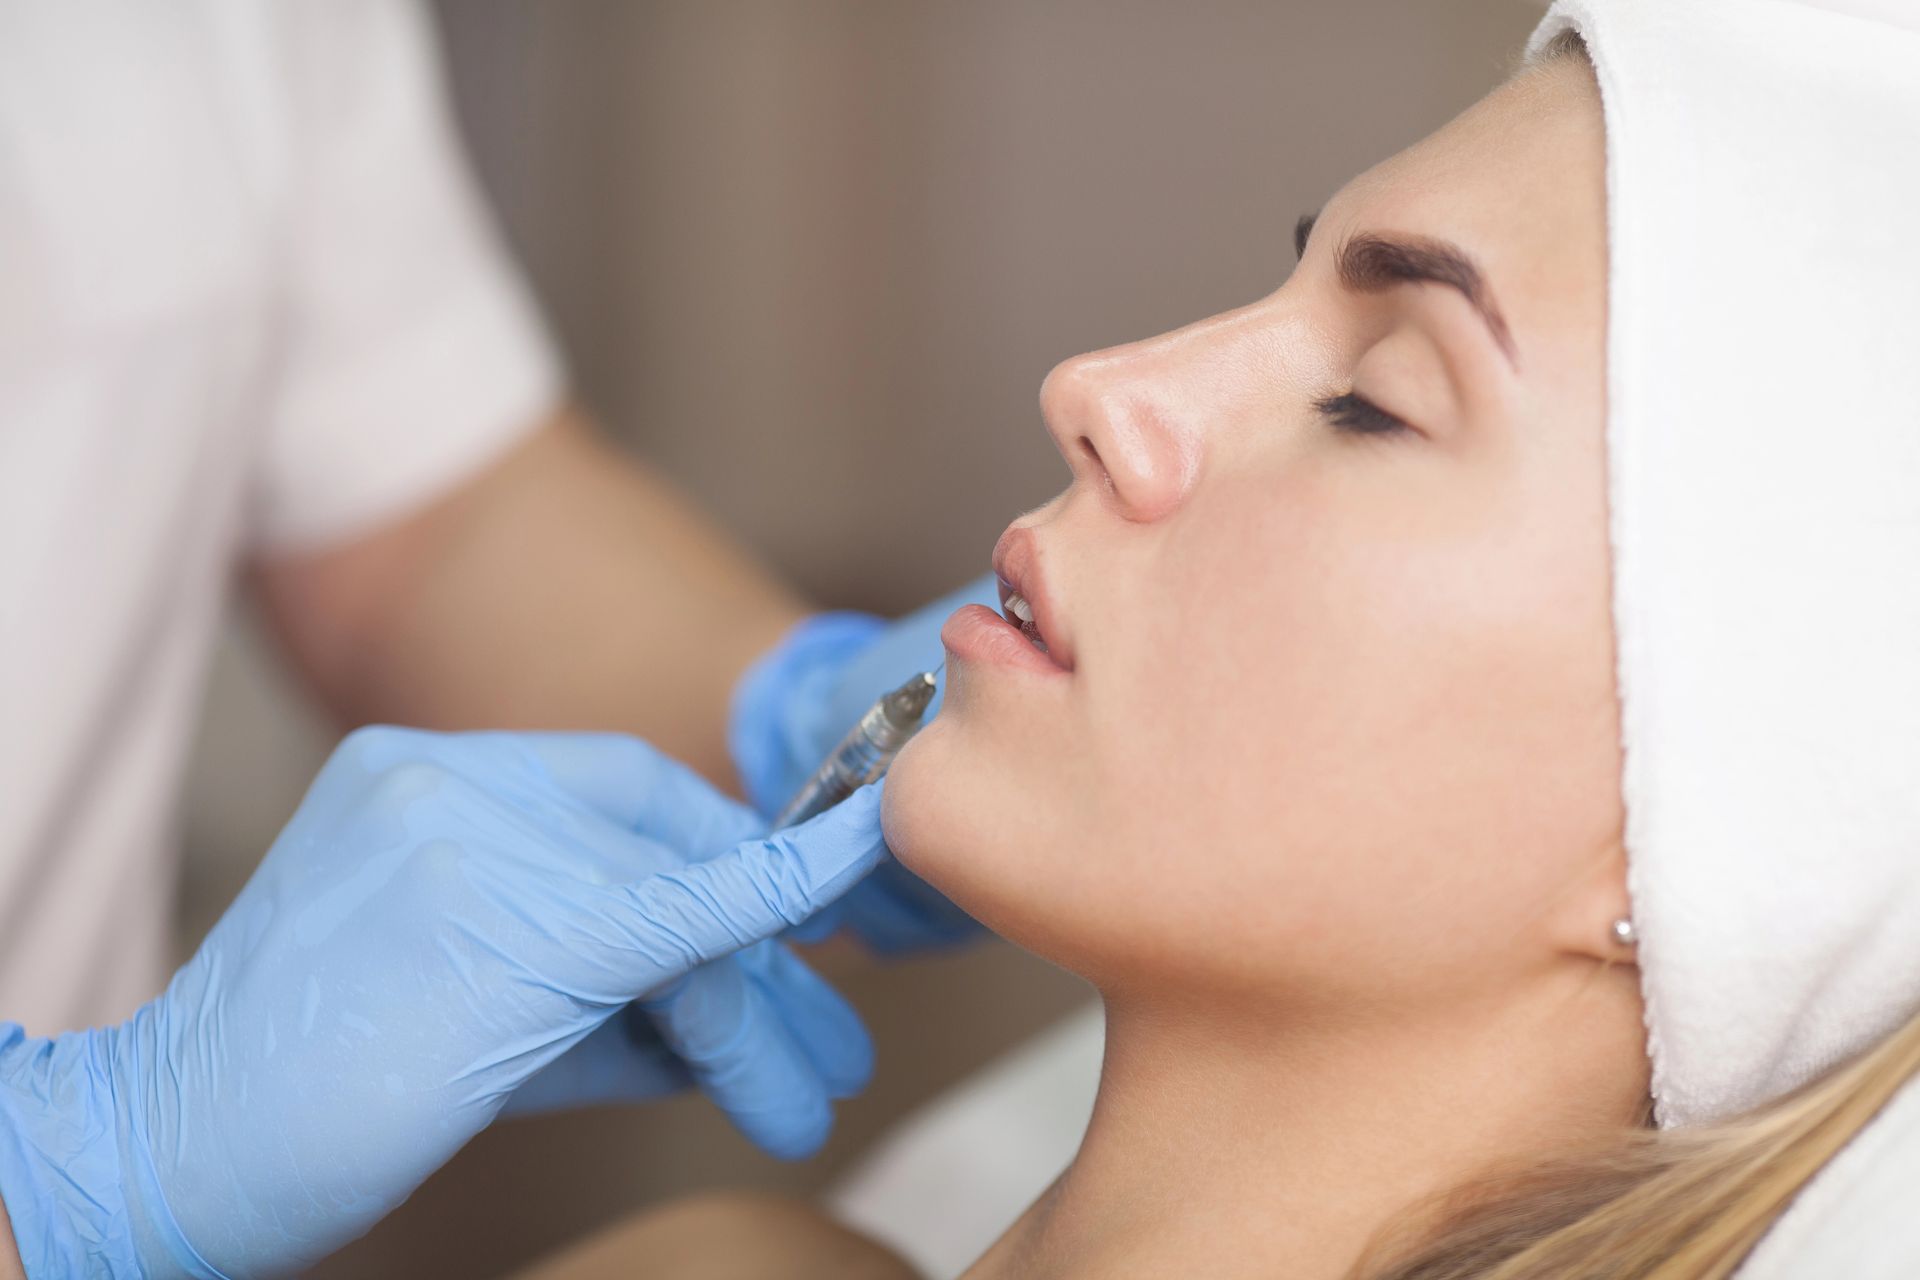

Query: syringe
[772,670,939,829]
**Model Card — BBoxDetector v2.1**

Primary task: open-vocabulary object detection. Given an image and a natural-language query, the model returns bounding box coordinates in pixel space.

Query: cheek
[885,452,1620,1003]
[1071,468,1622,999]
[1293,506,1615,980]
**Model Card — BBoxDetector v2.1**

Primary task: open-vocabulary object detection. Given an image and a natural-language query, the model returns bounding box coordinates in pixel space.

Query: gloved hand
[729,575,997,953]
[0,727,888,1279]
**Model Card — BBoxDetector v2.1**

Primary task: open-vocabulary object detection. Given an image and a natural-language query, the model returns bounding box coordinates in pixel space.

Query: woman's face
[886,58,1617,1011]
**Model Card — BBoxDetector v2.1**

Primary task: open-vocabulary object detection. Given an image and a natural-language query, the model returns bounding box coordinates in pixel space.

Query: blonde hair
[1351,1006,1920,1280]
[1533,26,1592,70]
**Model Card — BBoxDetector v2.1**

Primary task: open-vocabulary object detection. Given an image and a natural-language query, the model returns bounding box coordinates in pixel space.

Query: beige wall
[182,2,1544,1274]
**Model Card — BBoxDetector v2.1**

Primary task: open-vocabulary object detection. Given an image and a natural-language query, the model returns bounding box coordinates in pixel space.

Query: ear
[1545,840,1637,966]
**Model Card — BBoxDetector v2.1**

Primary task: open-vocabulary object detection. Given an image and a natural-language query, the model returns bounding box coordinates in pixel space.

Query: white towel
[1525,6,1920,1269]
[1734,1069,1920,1278]
[1525,0,1920,1133]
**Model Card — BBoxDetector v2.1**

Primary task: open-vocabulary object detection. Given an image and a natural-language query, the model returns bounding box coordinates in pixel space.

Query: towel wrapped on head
[1523,0,1920,1270]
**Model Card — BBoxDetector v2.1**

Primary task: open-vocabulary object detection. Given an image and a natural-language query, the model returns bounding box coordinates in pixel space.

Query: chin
[879,719,965,885]
[881,716,1042,945]
[882,714,1126,978]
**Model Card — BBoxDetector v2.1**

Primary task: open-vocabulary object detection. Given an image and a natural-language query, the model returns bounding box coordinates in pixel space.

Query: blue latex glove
[0,727,887,1279]
[729,575,999,953]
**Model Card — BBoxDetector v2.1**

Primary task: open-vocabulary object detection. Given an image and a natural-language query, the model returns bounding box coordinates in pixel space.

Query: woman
[526,1,1920,1275]
[889,27,1637,1279]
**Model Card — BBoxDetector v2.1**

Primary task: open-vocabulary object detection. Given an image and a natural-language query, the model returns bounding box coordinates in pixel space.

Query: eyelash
[1314,392,1412,438]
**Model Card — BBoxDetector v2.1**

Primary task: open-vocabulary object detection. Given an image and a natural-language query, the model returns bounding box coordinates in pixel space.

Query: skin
[512,1192,917,1280]
[253,408,806,791]
[0,1194,16,1280]
[886,53,1648,1280]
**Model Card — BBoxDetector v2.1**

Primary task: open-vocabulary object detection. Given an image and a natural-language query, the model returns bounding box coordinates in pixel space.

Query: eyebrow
[1294,212,1517,366]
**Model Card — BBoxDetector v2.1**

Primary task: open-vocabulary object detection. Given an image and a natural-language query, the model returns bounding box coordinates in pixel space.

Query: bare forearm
[0,1188,23,1280]
[256,411,806,788]
[513,1193,920,1280]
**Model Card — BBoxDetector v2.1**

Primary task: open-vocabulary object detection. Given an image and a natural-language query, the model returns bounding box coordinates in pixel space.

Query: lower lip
[942,604,1070,678]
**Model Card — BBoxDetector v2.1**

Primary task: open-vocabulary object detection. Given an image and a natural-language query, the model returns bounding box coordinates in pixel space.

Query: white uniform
[0,0,559,1034]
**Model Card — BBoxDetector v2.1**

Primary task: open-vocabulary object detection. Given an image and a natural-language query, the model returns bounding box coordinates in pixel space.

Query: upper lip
[992,523,1074,670]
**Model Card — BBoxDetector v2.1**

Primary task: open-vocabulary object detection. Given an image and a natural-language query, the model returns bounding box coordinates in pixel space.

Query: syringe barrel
[770,672,936,830]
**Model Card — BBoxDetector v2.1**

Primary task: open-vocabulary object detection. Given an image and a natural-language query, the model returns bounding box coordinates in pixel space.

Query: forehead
[1310,63,1607,362]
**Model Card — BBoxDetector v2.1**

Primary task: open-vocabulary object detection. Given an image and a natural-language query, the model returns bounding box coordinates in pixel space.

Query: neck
[966,968,1643,1280]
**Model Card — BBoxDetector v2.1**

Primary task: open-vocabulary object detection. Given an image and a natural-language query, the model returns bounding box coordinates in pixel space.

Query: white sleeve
[249,0,562,553]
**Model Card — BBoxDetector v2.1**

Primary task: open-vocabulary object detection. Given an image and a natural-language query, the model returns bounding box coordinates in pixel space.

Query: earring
[1610,917,1638,948]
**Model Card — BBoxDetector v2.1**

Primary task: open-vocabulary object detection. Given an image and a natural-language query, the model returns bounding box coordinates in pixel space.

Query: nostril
[1075,436,1113,491]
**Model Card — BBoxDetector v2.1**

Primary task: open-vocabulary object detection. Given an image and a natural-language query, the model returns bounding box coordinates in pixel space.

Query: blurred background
[180,1,1542,1273]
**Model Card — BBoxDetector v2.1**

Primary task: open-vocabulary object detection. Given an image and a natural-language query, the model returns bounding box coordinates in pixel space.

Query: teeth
[1003,587,1052,657]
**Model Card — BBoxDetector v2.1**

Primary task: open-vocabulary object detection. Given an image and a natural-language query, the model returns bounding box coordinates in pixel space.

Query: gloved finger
[739,942,873,1099]
[834,884,941,954]
[502,1007,692,1116]
[787,868,978,954]
[517,732,766,858]
[640,956,836,1160]
[784,901,845,945]
[506,944,871,1120]
[603,783,889,982]
[839,865,981,955]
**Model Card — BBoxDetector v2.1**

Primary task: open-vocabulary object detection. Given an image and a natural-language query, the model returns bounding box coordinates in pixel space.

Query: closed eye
[1314,391,1412,437]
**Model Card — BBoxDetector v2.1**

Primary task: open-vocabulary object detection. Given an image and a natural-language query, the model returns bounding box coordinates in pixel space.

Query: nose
[1038,344,1205,524]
